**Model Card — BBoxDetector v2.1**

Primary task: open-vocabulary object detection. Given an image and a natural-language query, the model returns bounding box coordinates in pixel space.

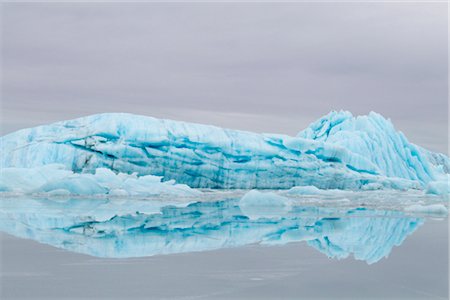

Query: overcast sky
[1,2,448,153]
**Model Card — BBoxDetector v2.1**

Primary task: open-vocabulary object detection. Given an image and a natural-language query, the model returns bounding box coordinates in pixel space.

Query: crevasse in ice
[1,111,448,192]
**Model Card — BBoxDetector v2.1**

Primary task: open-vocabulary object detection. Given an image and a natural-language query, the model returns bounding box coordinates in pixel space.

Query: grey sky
[1,2,448,153]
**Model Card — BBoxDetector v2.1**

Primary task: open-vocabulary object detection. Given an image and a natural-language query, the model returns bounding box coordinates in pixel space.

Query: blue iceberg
[1,111,448,193]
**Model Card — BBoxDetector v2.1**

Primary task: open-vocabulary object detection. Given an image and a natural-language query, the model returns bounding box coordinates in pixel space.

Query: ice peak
[298,110,396,140]
[298,110,440,183]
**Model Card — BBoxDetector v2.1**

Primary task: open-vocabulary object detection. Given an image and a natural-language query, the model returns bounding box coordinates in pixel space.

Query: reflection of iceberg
[307,214,421,264]
[0,196,423,264]
[2,111,448,192]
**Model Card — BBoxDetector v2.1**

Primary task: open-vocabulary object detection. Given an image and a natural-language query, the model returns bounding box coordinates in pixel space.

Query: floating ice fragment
[405,204,448,215]
[285,185,348,196]
[0,164,200,197]
[425,176,450,196]
[239,190,292,219]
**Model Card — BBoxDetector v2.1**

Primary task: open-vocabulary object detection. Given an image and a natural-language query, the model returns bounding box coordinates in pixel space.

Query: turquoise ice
[1,111,448,193]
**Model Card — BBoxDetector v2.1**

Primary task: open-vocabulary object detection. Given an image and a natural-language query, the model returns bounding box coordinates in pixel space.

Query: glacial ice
[0,164,200,197]
[285,185,348,196]
[239,190,293,219]
[404,204,448,215]
[298,111,437,183]
[425,175,450,195]
[1,111,448,193]
[0,194,426,263]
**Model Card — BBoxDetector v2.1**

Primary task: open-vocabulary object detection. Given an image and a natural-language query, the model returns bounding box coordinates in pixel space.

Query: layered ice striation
[0,194,424,263]
[1,111,448,192]
[299,111,441,183]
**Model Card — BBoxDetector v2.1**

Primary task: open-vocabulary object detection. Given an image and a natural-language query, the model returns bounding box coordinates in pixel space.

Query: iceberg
[1,111,448,193]
[0,193,425,263]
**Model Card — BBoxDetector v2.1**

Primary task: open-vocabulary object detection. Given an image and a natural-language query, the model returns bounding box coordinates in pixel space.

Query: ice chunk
[239,190,292,219]
[0,164,200,197]
[286,185,348,196]
[405,204,448,215]
[40,177,108,195]
[425,175,450,196]
[1,111,448,191]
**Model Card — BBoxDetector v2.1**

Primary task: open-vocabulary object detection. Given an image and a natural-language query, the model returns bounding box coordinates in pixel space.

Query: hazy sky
[1,2,448,153]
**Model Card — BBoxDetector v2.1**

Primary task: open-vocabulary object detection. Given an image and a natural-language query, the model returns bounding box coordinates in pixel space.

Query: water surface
[0,194,448,299]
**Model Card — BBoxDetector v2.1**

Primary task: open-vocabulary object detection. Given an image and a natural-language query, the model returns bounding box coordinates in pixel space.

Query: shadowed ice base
[1,191,444,264]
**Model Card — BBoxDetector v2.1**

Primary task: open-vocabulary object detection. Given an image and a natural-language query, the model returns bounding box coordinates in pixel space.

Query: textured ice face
[0,193,429,263]
[298,110,447,183]
[1,111,448,192]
